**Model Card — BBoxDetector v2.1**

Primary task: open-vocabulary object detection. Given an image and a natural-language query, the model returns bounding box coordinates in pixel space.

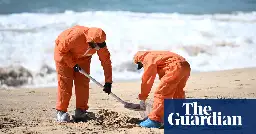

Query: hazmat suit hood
[133,51,150,63]
[86,27,106,43]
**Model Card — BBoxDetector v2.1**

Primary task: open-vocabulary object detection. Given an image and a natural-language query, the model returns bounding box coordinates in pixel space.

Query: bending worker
[133,51,191,128]
[54,25,113,122]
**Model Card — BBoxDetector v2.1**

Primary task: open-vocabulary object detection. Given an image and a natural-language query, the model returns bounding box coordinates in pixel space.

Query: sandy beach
[1,67,256,134]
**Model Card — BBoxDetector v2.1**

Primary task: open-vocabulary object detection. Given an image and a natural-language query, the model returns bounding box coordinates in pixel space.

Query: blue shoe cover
[139,118,162,128]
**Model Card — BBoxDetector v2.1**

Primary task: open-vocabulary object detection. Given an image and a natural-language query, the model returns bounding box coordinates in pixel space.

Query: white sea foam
[0,11,255,88]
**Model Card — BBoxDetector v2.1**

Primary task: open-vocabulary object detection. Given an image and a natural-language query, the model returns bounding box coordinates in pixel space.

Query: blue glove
[73,64,81,72]
[103,82,112,94]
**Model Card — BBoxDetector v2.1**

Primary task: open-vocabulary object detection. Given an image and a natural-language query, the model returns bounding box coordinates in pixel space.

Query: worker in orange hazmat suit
[54,25,113,122]
[132,51,191,128]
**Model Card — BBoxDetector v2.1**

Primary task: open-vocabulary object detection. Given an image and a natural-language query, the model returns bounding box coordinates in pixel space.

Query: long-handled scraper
[78,67,146,112]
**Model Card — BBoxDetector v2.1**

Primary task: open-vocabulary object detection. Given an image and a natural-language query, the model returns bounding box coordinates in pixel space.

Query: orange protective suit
[54,25,112,112]
[133,51,191,122]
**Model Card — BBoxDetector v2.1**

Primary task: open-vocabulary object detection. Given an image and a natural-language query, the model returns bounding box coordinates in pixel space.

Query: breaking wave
[0,11,256,88]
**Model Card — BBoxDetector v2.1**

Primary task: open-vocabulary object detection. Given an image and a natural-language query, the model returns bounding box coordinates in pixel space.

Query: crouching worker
[132,51,191,128]
[54,25,113,122]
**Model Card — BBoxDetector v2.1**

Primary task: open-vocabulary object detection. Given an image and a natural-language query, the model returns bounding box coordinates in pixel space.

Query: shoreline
[12,66,256,90]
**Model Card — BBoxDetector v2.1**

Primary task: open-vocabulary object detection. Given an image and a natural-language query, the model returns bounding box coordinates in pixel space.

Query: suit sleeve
[97,46,113,83]
[138,58,157,101]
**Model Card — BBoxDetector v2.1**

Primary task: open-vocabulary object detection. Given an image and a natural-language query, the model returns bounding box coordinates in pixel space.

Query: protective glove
[136,62,143,70]
[73,64,81,72]
[103,82,112,94]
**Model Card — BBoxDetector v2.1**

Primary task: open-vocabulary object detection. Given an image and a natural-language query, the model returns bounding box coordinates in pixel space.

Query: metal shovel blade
[124,102,146,111]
